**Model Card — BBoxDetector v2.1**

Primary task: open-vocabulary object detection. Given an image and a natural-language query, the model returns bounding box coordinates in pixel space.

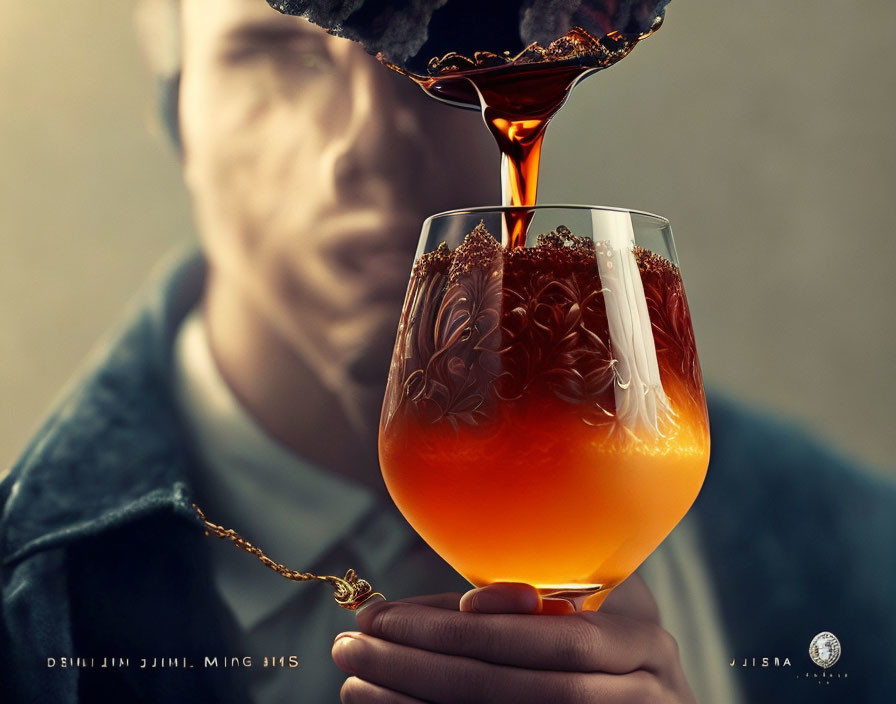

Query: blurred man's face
[178,0,497,395]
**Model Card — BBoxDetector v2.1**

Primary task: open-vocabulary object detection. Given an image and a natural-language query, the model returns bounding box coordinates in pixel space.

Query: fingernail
[465,584,540,613]
[332,632,361,671]
[469,589,489,612]
[355,593,387,614]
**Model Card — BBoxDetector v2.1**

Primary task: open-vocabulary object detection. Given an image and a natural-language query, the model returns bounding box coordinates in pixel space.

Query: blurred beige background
[2,1,894,478]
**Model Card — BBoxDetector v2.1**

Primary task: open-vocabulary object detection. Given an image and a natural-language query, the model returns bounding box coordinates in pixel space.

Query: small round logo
[809,632,841,669]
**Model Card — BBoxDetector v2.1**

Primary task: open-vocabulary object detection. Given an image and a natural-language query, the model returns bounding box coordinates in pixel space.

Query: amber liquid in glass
[379,228,709,603]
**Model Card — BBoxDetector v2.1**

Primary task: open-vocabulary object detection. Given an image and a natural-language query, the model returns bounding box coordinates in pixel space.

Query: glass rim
[423,204,671,228]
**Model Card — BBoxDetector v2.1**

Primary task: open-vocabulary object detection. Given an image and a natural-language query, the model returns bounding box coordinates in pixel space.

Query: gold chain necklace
[192,503,384,610]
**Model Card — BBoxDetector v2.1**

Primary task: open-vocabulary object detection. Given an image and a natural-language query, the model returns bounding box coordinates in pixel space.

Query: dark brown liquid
[382,23,663,248]
[422,61,594,248]
[380,224,709,600]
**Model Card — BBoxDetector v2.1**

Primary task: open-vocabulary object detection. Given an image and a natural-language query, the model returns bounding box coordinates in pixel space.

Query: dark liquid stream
[384,23,662,248]
[420,62,594,248]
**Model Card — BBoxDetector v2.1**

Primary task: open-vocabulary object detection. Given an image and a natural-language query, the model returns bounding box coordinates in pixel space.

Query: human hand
[332,573,697,703]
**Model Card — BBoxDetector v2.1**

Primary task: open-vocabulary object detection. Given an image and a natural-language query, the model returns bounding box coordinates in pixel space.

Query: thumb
[460,583,574,614]
[460,583,539,613]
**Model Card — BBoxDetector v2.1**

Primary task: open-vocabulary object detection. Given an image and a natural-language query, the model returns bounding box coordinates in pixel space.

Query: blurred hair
[134,0,182,151]
[135,0,181,78]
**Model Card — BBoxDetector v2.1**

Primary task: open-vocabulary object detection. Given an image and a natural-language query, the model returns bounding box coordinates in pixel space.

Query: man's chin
[334,364,392,447]
[344,336,395,389]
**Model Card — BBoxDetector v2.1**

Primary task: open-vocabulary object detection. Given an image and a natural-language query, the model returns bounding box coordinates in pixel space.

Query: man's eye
[294,52,326,70]
[222,26,331,70]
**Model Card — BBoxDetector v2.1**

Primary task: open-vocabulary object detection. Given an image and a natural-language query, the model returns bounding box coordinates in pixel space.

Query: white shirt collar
[171,308,378,630]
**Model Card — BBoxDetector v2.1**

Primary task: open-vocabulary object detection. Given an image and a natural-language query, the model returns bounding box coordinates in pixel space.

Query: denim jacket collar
[0,250,207,567]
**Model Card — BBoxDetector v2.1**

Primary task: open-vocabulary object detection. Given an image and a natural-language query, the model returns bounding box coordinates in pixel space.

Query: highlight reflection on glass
[379,206,709,611]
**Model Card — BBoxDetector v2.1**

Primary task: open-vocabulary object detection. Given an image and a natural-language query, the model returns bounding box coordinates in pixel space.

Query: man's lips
[316,211,421,296]
[316,210,422,251]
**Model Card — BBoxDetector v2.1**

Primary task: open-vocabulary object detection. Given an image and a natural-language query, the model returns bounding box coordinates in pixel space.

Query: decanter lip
[424,204,670,228]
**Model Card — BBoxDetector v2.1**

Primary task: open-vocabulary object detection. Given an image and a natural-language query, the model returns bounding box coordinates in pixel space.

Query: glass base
[537,585,612,612]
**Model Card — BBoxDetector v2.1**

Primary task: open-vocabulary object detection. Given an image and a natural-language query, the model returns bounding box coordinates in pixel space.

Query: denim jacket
[2,252,895,702]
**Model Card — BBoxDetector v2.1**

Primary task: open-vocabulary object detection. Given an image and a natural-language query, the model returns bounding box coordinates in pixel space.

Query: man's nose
[327,60,433,200]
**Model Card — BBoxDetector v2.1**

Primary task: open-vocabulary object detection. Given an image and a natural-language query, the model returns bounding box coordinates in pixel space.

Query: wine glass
[379,205,709,612]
